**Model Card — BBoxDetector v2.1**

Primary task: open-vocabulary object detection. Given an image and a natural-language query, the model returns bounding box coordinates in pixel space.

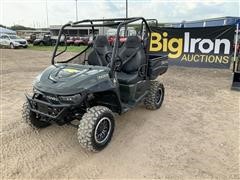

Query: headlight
[59,94,82,104]
[33,87,41,94]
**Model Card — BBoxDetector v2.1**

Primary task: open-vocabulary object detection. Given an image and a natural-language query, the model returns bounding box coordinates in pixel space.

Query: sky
[0,0,239,28]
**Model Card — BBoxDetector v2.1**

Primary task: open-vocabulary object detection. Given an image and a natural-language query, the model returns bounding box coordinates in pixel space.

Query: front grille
[33,101,63,117]
[31,93,63,117]
[37,103,48,114]
[46,95,59,103]
[19,41,26,44]
[35,93,60,104]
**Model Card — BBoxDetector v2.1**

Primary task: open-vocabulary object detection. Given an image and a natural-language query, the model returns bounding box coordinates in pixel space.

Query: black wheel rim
[155,88,162,105]
[94,117,111,144]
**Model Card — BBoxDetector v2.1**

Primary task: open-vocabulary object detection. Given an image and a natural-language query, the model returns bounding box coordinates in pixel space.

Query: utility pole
[103,17,105,35]
[75,0,78,21]
[126,0,128,18]
[45,0,49,28]
[124,0,128,36]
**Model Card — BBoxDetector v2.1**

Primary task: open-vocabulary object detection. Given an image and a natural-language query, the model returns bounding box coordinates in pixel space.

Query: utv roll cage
[23,16,168,152]
[51,17,156,72]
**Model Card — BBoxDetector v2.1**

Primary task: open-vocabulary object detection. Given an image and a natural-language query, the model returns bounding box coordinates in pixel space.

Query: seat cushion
[118,36,146,73]
[117,72,140,84]
[88,35,112,66]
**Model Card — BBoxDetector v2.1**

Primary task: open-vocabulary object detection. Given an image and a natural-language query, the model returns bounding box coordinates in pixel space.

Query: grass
[27,44,87,52]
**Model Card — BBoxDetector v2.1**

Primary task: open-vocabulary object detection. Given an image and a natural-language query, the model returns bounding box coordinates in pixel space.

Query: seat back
[119,36,146,73]
[88,35,112,66]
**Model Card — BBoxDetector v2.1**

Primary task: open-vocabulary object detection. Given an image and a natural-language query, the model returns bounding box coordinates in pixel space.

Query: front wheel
[10,43,15,49]
[39,41,44,46]
[77,106,115,152]
[144,81,165,110]
[22,101,51,129]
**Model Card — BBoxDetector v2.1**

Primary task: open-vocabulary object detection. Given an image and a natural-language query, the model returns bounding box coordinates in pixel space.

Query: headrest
[94,35,109,47]
[125,36,141,48]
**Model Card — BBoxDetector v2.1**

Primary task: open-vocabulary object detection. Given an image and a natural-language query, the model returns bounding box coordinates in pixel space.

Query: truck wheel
[144,81,165,110]
[10,43,15,49]
[22,101,50,129]
[77,106,115,152]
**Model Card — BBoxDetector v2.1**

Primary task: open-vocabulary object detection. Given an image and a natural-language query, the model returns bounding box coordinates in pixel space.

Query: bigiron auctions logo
[149,32,231,64]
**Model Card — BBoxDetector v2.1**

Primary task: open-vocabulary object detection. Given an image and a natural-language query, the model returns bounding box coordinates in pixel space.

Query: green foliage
[0,24,37,30]
[27,44,87,52]
[10,25,36,31]
[0,24,7,28]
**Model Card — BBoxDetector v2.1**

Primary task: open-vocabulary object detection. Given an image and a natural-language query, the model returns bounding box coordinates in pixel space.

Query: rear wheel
[77,106,115,152]
[22,101,51,129]
[144,81,165,110]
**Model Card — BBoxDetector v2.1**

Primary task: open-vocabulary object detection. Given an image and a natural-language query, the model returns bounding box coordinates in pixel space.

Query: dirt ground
[1,49,239,179]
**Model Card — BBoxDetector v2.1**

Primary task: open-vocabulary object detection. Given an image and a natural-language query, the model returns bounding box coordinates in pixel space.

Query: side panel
[92,89,122,114]
[119,80,149,103]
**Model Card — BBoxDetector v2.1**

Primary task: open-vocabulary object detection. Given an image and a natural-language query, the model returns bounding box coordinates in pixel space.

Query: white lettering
[214,39,230,54]
[199,39,214,53]
[190,38,201,53]
[184,32,190,53]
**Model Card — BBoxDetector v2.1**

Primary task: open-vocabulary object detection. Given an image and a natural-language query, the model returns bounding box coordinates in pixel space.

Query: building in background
[16,29,50,38]
[164,16,239,28]
[49,25,109,37]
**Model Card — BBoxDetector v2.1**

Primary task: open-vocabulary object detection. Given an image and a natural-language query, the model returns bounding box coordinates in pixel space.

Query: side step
[122,103,135,113]
[231,72,240,91]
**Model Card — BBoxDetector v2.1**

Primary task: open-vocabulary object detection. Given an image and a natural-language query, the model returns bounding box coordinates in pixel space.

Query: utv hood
[34,64,112,95]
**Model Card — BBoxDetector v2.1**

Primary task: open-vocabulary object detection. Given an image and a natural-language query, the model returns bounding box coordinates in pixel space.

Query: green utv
[22,17,168,152]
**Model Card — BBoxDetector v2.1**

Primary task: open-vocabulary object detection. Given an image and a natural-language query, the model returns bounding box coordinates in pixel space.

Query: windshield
[9,35,21,39]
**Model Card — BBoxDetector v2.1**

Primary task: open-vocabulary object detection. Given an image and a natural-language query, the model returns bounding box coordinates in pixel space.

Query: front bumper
[26,94,71,120]
[14,43,28,47]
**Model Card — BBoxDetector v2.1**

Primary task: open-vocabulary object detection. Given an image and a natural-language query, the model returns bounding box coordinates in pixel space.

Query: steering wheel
[114,56,123,71]
[105,51,123,71]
